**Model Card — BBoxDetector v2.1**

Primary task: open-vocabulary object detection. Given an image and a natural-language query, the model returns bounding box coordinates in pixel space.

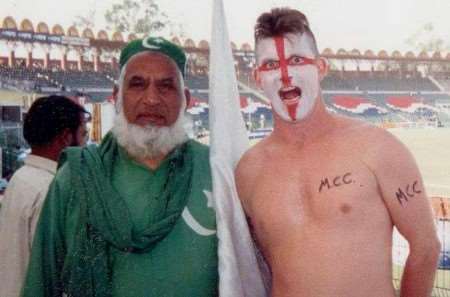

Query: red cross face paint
[256,33,320,122]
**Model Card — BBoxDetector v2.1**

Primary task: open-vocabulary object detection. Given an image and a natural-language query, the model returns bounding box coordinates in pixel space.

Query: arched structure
[112,32,124,42]
[82,28,95,39]
[67,26,79,37]
[363,50,375,58]
[322,48,334,56]
[2,16,17,29]
[378,50,388,59]
[20,19,34,32]
[337,48,347,56]
[36,22,49,34]
[184,39,196,48]
[97,30,109,40]
[392,50,402,58]
[127,33,137,41]
[52,24,65,35]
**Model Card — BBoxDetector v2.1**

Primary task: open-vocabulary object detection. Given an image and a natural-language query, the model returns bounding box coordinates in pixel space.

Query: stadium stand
[1,15,450,296]
[332,95,387,114]
[1,16,450,138]
[322,71,440,92]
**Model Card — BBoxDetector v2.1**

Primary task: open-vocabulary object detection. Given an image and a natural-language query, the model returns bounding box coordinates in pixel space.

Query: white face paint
[256,33,320,122]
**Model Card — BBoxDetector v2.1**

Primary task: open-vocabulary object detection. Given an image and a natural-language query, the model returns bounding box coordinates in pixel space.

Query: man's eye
[290,56,304,65]
[158,83,174,92]
[260,61,279,71]
[129,80,145,88]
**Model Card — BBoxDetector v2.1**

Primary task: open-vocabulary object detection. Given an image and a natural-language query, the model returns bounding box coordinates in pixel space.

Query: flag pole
[209,0,268,296]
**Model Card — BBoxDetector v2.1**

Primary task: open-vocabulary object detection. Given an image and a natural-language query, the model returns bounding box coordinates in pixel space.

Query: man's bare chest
[248,152,388,233]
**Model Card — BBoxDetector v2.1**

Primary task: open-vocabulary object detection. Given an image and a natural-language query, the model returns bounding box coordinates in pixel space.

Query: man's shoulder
[6,165,48,192]
[7,165,35,185]
[235,139,269,180]
[346,121,403,148]
[337,120,413,170]
[334,117,394,144]
[2,167,40,206]
[2,164,56,216]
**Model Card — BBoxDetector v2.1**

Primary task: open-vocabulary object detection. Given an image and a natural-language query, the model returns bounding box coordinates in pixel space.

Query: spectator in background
[0,95,89,297]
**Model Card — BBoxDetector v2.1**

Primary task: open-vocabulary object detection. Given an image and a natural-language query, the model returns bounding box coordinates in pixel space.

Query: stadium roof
[2,16,450,63]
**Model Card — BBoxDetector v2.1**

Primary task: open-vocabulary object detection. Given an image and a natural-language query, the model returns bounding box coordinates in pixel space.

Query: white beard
[112,110,190,160]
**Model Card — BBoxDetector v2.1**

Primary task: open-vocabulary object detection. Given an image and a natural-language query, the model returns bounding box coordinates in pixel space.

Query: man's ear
[184,88,191,111]
[58,128,73,147]
[317,57,329,81]
[112,85,122,113]
[112,85,119,104]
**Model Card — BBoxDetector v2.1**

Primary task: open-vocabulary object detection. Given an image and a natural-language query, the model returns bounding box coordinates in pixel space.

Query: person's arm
[371,132,440,297]
[21,166,71,297]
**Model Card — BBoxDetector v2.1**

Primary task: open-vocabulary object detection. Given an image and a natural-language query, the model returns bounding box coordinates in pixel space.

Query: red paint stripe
[287,103,298,120]
[274,36,291,86]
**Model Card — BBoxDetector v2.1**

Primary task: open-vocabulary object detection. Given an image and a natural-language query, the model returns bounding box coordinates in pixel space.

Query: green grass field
[389,128,450,197]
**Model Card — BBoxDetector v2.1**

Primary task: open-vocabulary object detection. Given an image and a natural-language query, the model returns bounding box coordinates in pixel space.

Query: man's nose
[143,86,160,105]
[280,74,292,86]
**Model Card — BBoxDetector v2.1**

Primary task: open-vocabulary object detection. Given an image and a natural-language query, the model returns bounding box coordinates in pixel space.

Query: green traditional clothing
[22,134,218,297]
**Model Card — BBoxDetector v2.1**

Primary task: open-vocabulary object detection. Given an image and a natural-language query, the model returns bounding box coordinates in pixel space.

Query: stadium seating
[0,65,58,91]
[45,69,113,90]
[322,72,439,92]
[1,49,450,129]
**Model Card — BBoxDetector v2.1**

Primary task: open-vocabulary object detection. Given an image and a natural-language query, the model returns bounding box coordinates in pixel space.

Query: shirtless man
[235,8,441,297]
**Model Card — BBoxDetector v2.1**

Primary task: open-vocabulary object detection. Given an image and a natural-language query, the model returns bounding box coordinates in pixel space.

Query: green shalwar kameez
[22,134,218,297]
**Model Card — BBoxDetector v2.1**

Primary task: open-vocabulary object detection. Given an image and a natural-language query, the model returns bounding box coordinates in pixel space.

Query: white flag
[209,0,268,296]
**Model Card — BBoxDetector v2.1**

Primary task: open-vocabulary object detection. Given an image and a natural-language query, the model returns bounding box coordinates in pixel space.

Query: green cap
[119,36,186,76]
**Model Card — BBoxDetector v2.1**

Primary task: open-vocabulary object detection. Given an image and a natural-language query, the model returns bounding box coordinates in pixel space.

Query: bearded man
[22,37,218,297]
[235,8,440,297]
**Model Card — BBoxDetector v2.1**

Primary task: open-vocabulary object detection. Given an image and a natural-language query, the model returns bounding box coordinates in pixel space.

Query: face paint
[273,37,297,121]
[274,36,291,87]
[256,33,320,122]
